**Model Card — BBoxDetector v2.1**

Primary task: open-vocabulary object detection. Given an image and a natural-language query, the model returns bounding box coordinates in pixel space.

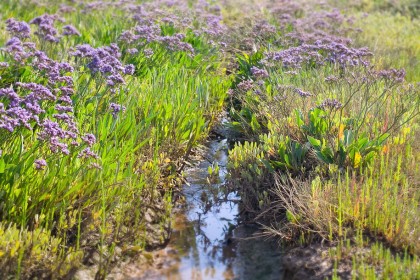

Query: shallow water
[151,139,284,280]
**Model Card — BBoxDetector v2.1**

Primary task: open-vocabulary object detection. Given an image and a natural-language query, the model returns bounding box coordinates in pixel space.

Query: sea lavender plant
[34,158,47,170]
[72,43,135,87]
[318,98,342,110]
[295,88,312,98]
[251,66,269,79]
[30,14,62,43]
[0,27,96,158]
[5,18,31,39]
[237,80,254,92]
[109,102,126,117]
[62,25,81,37]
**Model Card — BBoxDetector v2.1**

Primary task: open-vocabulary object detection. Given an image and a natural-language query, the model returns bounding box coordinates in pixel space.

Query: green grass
[0,0,419,279]
[225,0,420,278]
[0,0,230,278]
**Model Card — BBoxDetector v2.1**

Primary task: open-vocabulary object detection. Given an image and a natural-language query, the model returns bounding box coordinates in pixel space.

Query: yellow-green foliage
[352,12,420,82]
[0,223,82,279]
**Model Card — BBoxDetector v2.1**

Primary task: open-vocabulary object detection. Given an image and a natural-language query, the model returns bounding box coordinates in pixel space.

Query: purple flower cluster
[377,68,406,84]
[318,98,343,110]
[0,84,54,132]
[62,25,81,37]
[133,24,161,43]
[203,15,226,37]
[30,14,62,43]
[34,158,47,170]
[3,37,32,63]
[0,27,97,158]
[127,48,139,55]
[295,88,312,98]
[5,18,31,39]
[119,30,141,44]
[109,103,126,117]
[32,51,74,85]
[251,66,269,79]
[0,82,79,155]
[127,0,226,39]
[143,48,154,58]
[3,30,75,87]
[118,0,229,53]
[237,80,254,92]
[265,42,372,69]
[81,133,96,146]
[71,43,134,86]
[78,147,99,159]
[120,24,195,54]
[59,4,76,14]
[253,20,276,39]
[158,34,195,53]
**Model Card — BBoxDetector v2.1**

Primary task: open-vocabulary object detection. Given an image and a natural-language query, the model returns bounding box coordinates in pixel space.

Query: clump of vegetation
[0,0,418,279]
[0,0,230,278]
[226,0,419,278]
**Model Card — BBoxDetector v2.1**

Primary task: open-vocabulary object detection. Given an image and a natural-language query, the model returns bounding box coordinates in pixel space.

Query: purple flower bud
[78,147,99,159]
[34,159,47,170]
[109,102,126,117]
[237,80,254,92]
[88,162,102,170]
[30,14,61,43]
[318,99,342,110]
[123,64,135,75]
[295,88,312,98]
[62,25,80,36]
[55,104,73,113]
[81,133,96,146]
[127,48,138,55]
[251,66,269,79]
[143,48,154,58]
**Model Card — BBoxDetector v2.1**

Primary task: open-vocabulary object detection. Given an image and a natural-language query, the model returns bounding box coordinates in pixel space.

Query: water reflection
[148,139,283,280]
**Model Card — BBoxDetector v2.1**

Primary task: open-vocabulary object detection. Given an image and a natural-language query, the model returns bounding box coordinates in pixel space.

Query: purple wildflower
[237,80,254,92]
[251,66,269,79]
[5,18,31,39]
[119,30,139,43]
[30,14,61,43]
[78,147,99,159]
[88,162,102,170]
[109,103,126,117]
[34,159,47,170]
[49,137,70,154]
[319,99,342,110]
[377,69,406,84]
[127,48,139,55]
[81,133,96,146]
[295,88,312,97]
[143,48,154,58]
[55,105,73,113]
[62,25,80,36]
[72,43,131,86]
[38,119,67,139]
[123,64,135,75]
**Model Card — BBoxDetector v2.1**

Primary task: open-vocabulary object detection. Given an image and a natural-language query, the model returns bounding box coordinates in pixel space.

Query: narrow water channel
[148,138,284,280]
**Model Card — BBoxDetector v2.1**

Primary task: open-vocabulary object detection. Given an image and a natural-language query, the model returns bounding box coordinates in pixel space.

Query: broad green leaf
[308,136,321,148]
[0,158,5,174]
